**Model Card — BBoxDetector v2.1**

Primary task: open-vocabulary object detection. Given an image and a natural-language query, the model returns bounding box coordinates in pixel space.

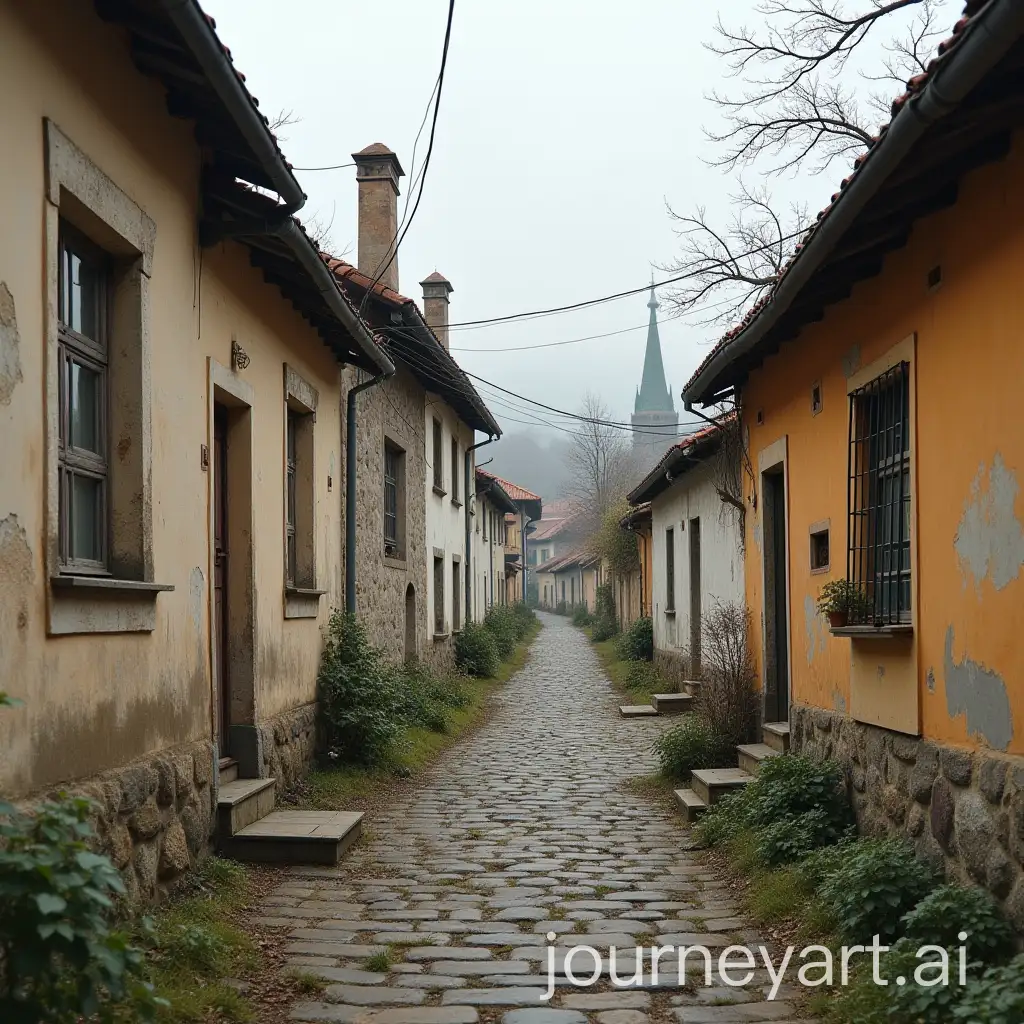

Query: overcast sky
[202,0,933,438]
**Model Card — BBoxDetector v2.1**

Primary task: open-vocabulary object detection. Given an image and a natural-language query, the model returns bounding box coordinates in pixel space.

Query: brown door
[213,405,230,753]
[764,470,790,724]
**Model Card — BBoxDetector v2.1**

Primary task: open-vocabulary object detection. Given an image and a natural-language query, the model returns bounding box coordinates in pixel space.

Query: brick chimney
[351,143,405,293]
[420,272,454,350]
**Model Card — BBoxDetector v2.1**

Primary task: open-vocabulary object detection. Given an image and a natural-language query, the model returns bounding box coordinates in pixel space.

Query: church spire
[634,281,674,414]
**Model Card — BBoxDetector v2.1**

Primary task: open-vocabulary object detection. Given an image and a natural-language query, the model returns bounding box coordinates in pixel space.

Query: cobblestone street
[259,614,811,1023]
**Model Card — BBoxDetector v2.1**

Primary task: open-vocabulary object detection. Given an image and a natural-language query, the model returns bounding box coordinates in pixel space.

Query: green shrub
[822,943,929,1024]
[590,612,619,642]
[510,601,537,635]
[317,611,404,766]
[694,755,852,865]
[653,715,735,781]
[455,621,500,678]
[616,616,653,661]
[0,795,165,1022]
[483,605,519,658]
[624,660,660,695]
[554,600,568,616]
[794,837,857,890]
[571,604,593,628]
[953,953,1024,1024]
[818,837,938,943]
[901,884,1015,967]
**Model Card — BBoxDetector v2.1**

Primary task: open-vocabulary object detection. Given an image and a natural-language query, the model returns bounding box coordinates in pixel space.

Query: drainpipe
[465,436,496,622]
[489,515,495,609]
[345,374,386,614]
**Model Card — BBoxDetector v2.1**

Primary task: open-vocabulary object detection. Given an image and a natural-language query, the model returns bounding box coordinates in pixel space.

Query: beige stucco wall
[0,1,345,797]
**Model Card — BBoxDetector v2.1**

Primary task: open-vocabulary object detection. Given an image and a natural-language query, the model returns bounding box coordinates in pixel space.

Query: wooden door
[764,471,790,723]
[213,405,230,752]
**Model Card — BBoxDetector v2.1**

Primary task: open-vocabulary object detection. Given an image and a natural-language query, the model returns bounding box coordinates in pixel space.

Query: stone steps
[651,693,693,715]
[736,742,779,776]
[217,777,277,837]
[762,721,791,754]
[219,756,239,785]
[690,767,752,806]
[619,704,657,718]
[681,679,702,697]
[673,787,708,824]
[222,809,363,866]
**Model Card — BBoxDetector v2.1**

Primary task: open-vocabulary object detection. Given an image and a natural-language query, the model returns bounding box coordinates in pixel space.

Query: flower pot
[828,610,848,629]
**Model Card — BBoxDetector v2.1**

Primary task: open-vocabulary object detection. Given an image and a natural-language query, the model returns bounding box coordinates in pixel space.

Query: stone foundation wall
[22,739,218,903]
[258,701,317,793]
[792,704,1024,931]
[423,635,457,675]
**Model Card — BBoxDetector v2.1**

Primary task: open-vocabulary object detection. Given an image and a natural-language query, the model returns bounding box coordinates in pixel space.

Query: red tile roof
[627,415,734,505]
[683,0,1003,401]
[476,470,541,503]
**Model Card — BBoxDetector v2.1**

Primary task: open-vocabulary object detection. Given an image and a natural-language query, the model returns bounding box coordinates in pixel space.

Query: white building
[627,422,744,682]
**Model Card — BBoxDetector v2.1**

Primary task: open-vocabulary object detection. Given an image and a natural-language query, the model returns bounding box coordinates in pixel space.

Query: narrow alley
[260,615,808,1024]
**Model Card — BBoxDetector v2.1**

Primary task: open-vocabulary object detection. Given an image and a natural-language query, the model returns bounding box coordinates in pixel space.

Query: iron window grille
[285,410,298,585]
[432,418,443,490]
[57,223,109,574]
[384,445,399,554]
[847,361,911,625]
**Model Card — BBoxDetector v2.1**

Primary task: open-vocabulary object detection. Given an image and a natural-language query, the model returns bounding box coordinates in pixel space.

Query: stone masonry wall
[792,704,1024,931]
[341,365,428,665]
[18,738,218,903]
[259,700,317,793]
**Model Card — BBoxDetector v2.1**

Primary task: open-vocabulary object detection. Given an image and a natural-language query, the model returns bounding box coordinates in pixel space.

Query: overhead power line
[361,0,456,312]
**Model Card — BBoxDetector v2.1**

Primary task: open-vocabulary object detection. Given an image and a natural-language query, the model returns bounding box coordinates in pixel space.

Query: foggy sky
[201,0,947,438]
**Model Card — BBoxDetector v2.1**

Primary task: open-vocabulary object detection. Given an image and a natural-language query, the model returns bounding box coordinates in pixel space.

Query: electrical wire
[291,161,356,172]
[360,0,455,313]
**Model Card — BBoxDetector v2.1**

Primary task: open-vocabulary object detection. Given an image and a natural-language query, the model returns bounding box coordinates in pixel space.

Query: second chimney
[420,272,454,350]
[352,143,405,293]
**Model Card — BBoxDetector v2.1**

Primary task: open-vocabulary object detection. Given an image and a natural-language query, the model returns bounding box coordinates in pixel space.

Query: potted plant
[817,579,868,628]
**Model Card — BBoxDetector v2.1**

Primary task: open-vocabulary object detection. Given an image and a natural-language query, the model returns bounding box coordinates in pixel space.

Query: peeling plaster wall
[0,2,345,797]
[740,127,1024,755]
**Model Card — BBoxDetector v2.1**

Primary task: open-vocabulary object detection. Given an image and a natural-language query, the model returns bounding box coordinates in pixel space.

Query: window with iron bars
[847,361,911,625]
[384,444,399,554]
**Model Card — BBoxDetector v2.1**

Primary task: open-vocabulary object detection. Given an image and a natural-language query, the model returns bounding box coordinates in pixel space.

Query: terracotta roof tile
[476,470,541,503]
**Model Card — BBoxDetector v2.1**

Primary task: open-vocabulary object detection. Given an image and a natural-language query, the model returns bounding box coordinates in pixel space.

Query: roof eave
[683,0,1024,407]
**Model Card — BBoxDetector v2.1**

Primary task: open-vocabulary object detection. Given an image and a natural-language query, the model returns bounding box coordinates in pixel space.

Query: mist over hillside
[483,431,573,502]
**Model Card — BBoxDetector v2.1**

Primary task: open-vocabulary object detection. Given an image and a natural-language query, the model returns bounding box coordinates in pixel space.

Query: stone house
[681,0,1024,925]
[0,0,395,896]
[504,513,523,603]
[472,470,517,619]
[325,147,500,670]
[627,423,744,688]
[536,549,601,612]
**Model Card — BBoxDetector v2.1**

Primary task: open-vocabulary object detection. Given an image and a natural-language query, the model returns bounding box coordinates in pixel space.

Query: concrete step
[222,810,363,866]
[674,788,708,824]
[690,767,752,806]
[737,743,780,776]
[619,704,658,718]
[652,693,693,715]
[217,777,276,837]
[219,757,238,785]
[762,721,791,754]
[682,679,702,697]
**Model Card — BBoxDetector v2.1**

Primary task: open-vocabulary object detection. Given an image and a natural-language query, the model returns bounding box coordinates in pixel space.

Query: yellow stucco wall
[0,1,344,796]
[742,130,1024,755]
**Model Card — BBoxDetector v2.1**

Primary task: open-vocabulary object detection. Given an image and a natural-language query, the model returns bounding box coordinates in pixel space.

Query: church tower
[631,284,679,465]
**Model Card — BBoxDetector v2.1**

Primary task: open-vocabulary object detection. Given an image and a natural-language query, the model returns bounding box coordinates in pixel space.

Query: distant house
[528,499,584,568]
[682,0,1024,920]
[537,549,602,613]
[472,470,517,618]
[627,423,743,686]
[615,503,653,628]
[475,470,541,604]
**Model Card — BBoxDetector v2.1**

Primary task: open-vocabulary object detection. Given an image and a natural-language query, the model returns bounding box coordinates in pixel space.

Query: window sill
[830,623,913,638]
[284,587,326,620]
[383,555,408,570]
[49,575,173,635]
[664,608,677,617]
[432,485,448,498]
[451,498,463,508]
[51,575,174,594]
[433,631,450,641]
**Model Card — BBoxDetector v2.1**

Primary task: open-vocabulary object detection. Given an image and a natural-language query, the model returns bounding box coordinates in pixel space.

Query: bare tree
[269,108,301,139]
[708,0,952,176]
[662,182,810,326]
[563,393,636,537]
[661,1,951,327]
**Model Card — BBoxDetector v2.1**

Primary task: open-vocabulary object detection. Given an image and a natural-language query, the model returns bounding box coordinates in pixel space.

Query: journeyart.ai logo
[540,933,974,1001]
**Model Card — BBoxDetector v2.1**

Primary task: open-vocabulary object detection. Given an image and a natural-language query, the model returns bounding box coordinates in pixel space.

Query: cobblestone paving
[260,614,814,1024]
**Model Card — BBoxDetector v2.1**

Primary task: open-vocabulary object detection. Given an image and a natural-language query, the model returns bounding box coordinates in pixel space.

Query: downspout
[345,374,386,613]
[683,0,1024,407]
[465,436,496,622]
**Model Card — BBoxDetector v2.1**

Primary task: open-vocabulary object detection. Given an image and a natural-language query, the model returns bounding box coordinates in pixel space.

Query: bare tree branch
[269,109,301,139]
[659,183,811,326]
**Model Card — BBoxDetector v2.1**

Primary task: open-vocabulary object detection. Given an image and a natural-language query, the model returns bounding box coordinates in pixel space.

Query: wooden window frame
[452,557,461,632]
[432,417,445,493]
[285,409,298,587]
[665,526,676,612]
[384,443,400,554]
[451,436,460,502]
[433,554,445,635]
[57,222,110,575]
